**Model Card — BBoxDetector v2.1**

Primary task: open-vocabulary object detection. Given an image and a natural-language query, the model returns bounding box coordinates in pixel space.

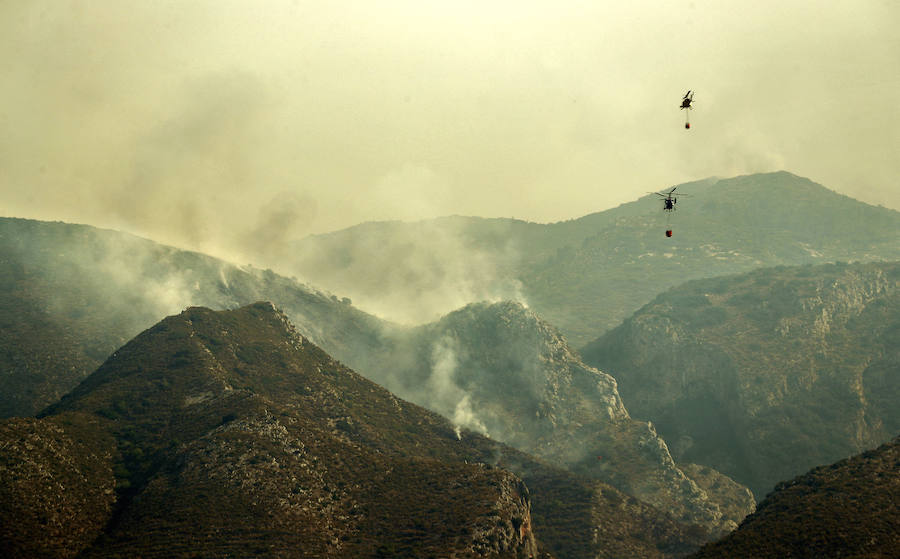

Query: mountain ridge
[355,299,754,533]
[0,216,392,418]
[2,303,710,558]
[288,171,900,345]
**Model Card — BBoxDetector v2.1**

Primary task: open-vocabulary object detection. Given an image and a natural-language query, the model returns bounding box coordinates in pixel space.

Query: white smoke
[85,234,200,321]
[428,336,489,438]
[289,218,531,326]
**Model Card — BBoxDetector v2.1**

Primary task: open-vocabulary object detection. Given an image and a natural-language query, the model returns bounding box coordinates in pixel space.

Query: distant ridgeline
[6,170,898,415]
[289,171,900,346]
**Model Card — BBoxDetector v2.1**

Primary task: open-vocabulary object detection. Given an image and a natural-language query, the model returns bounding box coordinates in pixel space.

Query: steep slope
[0,217,752,537]
[41,303,538,558]
[687,436,900,558]
[289,172,900,345]
[0,217,392,418]
[0,414,117,558]
[1,303,707,559]
[360,300,754,533]
[582,261,900,498]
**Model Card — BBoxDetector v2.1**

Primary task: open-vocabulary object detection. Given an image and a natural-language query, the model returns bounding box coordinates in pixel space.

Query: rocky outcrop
[583,261,900,498]
[679,463,756,533]
[363,300,754,534]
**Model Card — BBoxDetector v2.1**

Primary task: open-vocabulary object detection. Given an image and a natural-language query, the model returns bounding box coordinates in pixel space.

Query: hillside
[0,217,392,418]
[1,303,708,559]
[0,217,753,533]
[289,172,900,345]
[356,300,754,533]
[582,260,900,498]
[687,436,900,558]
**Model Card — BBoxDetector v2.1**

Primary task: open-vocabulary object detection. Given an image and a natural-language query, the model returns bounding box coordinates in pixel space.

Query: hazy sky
[2,0,898,262]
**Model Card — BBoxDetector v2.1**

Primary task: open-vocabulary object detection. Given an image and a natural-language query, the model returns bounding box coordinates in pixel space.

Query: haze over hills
[6,170,897,416]
[0,217,390,417]
[0,216,752,534]
[687,436,900,558]
[288,171,900,345]
[3,171,898,554]
[1,303,709,559]
[359,300,754,533]
[582,260,900,499]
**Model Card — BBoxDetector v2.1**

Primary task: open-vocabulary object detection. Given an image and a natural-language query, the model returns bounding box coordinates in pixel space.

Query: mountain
[0,303,708,558]
[0,217,754,534]
[288,172,900,345]
[687,436,900,558]
[0,414,117,558]
[0,217,392,418]
[356,300,754,533]
[581,260,900,498]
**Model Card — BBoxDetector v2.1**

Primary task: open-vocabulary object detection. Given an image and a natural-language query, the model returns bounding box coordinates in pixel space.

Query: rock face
[363,300,754,534]
[582,261,900,498]
[0,303,707,559]
[687,436,900,558]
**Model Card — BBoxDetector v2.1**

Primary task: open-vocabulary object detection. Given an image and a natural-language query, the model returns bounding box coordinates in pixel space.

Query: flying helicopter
[650,186,686,237]
[680,91,694,129]
[652,186,678,211]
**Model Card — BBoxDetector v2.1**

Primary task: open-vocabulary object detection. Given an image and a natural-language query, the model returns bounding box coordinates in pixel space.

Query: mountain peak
[440,300,555,339]
[1,216,395,418]
[372,300,754,533]
[286,172,899,345]
[26,304,549,558]
[7,303,716,558]
[43,301,341,427]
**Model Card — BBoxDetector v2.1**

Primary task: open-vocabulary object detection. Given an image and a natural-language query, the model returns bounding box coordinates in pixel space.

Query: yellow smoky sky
[1,0,898,262]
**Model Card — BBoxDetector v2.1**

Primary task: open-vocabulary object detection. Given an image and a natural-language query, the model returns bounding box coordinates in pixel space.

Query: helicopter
[680,91,694,129]
[652,186,679,211]
[650,186,686,237]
